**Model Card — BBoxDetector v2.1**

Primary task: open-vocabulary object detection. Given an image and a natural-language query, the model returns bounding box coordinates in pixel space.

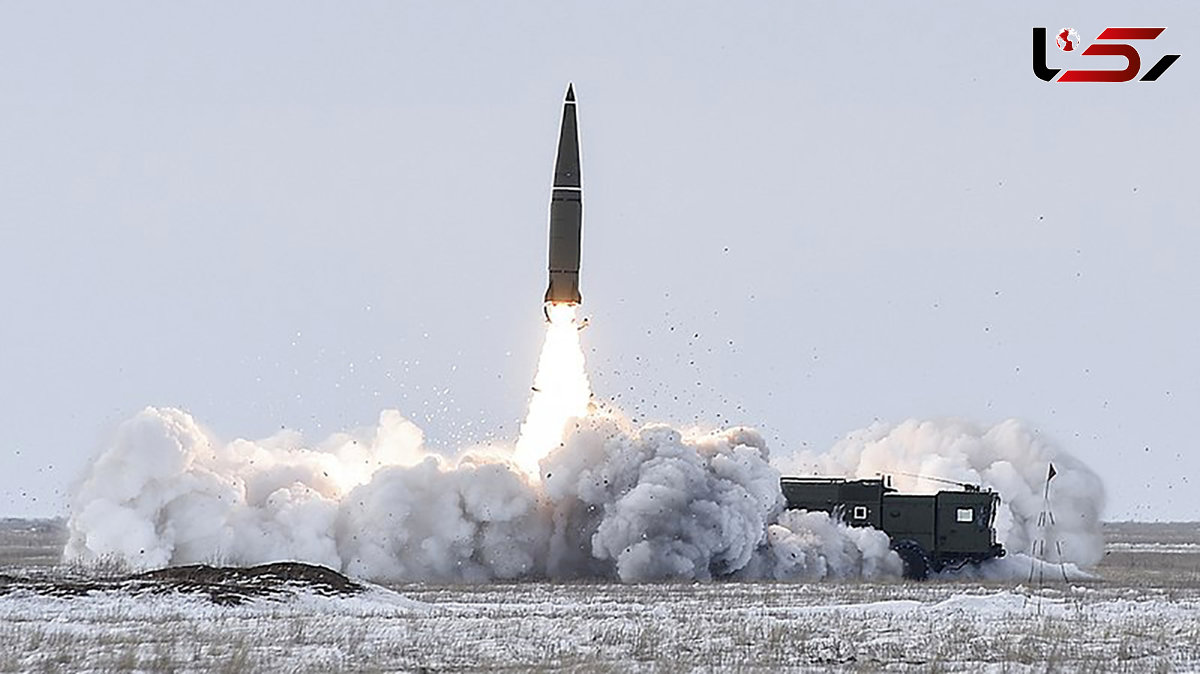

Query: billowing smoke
[781,418,1107,573]
[745,510,902,581]
[541,418,782,581]
[65,308,1103,583]
[65,408,428,571]
[65,405,901,582]
[337,451,548,582]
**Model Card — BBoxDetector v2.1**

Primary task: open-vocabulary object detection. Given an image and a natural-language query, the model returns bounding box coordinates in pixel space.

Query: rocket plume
[512,304,592,477]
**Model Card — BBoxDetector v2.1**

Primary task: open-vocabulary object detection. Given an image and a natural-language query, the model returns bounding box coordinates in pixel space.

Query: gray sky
[1,2,1197,520]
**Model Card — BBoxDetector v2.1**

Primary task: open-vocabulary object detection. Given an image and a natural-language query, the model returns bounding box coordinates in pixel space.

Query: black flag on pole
[1047,463,1057,481]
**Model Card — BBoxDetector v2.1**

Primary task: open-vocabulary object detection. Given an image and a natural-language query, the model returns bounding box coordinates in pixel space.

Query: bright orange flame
[512,303,592,477]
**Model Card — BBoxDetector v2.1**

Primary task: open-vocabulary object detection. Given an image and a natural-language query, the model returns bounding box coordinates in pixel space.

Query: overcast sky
[1,2,1197,520]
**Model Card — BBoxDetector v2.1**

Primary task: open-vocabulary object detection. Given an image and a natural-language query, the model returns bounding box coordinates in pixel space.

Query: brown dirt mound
[0,562,365,606]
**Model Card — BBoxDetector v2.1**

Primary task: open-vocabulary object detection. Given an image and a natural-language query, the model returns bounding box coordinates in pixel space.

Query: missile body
[544,84,583,306]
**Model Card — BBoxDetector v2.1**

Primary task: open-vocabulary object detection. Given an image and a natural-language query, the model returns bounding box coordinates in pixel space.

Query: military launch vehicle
[781,476,1006,580]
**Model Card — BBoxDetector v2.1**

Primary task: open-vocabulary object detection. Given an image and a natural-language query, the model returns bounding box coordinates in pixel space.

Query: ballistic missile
[544,84,583,306]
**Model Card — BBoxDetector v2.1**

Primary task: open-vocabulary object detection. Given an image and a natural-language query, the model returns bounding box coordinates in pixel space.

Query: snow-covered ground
[2,520,1198,672]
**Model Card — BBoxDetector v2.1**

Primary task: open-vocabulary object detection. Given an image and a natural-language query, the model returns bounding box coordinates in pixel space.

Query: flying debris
[544,83,583,310]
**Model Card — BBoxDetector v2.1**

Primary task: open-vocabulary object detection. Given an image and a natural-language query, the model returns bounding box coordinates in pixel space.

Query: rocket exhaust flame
[512,303,592,477]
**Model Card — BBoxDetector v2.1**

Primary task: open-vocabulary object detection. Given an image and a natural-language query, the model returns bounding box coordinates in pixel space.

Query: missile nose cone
[553,87,581,188]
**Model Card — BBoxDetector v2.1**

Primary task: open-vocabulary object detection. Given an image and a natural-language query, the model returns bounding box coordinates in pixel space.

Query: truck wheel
[893,540,930,581]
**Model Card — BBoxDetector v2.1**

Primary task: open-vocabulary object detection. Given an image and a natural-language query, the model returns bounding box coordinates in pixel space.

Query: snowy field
[2,520,1199,672]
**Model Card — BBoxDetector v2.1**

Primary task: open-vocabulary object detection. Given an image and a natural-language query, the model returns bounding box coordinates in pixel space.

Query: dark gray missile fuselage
[545,84,582,306]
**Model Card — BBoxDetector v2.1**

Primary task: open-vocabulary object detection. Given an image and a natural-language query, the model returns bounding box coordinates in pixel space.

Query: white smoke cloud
[65,407,428,571]
[66,409,1103,583]
[743,510,903,581]
[780,418,1107,574]
[336,454,548,582]
[540,417,784,581]
[65,405,906,582]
